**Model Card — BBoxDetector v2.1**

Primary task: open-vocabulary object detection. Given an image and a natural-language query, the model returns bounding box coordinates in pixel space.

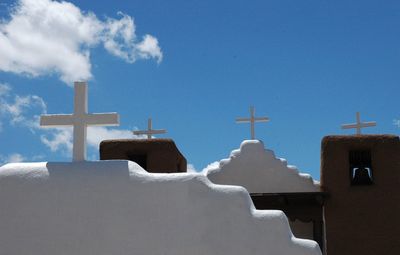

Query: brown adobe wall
[321,135,400,255]
[100,139,187,173]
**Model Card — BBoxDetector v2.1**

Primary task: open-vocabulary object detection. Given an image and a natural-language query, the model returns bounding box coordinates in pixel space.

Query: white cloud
[40,127,73,154]
[0,83,46,131]
[186,163,197,173]
[0,84,10,131]
[0,83,11,96]
[102,13,162,63]
[0,84,139,159]
[202,161,220,172]
[393,119,400,127]
[40,126,145,156]
[0,153,45,165]
[136,35,163,63]
[87,126,136,149]
[5,95,46,128]
[7,153,25,163]
[186,162,218,174]
[0,153,26,164]
[0,0,162,84]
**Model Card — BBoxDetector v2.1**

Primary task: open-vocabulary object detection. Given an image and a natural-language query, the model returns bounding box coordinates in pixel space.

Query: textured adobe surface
[206,140,319,193]
[321,135,400,255]
[100,139,187,173]
[0,161,321,255]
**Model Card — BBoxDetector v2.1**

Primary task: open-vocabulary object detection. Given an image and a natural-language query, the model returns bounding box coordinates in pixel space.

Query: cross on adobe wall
[133,118,167,139]
[236,106,269,140]
[341,112,376,135]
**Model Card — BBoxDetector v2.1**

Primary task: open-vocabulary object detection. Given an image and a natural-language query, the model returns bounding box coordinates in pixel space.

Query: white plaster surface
[206,140,320,193]
[0,160,320,255]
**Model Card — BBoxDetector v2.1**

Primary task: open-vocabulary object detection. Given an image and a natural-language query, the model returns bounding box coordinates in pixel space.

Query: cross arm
[40,114,74,126]
[360,121,377,127]
[133,129,167,135]
[85,113,119,126]
[236,118,251,123]
[254,117,269,122]
[341,123,359,129]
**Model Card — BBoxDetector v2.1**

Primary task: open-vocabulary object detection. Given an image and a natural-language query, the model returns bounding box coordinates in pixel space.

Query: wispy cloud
[0,83,46,131]
[0,153,46,165]
[186,163,197,173]
[0,83,11,96]
[0,84,142,160]
[87,127,137,148]
[4,95,46,129]
[40,126,144,156]
[186,162,217,174]
[103,13,162,64]
[203,161,220,172]
[40,127,73,155]
[0,153,26,164]
[393,119,400,127]
[0,0,162,84]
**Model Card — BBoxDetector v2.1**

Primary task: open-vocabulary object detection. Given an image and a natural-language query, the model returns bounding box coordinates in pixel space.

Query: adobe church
[0,83,397,255]
[100,134,400,255]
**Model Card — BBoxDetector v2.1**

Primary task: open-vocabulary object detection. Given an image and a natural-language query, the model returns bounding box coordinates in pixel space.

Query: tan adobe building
[100,139,187,173]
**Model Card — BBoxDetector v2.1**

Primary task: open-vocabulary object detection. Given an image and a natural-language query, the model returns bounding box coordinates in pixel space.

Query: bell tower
[321,135,400,255]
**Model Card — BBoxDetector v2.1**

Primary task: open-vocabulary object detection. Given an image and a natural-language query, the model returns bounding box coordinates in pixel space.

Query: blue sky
[0,0,399,179]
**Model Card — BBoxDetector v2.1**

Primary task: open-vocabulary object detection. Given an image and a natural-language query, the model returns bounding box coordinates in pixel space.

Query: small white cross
[40,82,119,161]
[236,106,269,140]
[133,118,167,139]
[341,112,376,135]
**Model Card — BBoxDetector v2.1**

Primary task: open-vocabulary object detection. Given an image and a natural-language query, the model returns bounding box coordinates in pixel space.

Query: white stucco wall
[0,160,320,255]
[206,140,320,193]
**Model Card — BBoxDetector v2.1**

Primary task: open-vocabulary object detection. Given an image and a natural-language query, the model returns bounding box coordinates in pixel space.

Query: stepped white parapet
[206,140,320,193]
[0,160,320,255]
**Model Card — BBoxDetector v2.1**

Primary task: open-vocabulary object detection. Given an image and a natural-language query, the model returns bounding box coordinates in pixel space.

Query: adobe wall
[100,139,187,173]
[0,161,321,255]
[321,135,400,255]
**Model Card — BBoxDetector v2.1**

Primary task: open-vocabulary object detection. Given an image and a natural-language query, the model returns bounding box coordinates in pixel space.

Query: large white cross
[341,112,376,135]
[40,82,119,162]
[133,118,167,139]
[236,106,269,140]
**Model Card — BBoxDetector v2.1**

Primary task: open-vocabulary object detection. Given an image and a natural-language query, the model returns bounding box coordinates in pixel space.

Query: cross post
[236,106,269,140]
[40,82,119,161]
[341,112,376,135]
[133,118,167,139]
